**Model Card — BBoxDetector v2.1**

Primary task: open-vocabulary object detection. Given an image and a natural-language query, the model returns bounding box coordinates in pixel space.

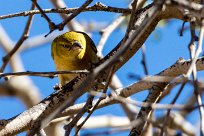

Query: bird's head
[51,31,88,60]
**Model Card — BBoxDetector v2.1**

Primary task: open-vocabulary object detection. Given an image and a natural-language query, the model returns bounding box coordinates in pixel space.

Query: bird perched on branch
[51,31,99,86]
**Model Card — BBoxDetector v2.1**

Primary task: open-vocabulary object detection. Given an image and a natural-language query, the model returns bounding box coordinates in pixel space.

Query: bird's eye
[61,44,70,49]
[73,41,82,49]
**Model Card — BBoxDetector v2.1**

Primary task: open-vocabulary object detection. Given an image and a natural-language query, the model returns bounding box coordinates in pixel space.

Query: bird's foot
[53,83,62,91]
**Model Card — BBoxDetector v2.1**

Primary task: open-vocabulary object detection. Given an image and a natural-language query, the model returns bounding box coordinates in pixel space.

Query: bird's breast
[54,56,89,85]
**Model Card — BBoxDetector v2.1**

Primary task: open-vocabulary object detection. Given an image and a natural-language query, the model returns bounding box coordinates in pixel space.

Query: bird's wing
[76,31,97,54]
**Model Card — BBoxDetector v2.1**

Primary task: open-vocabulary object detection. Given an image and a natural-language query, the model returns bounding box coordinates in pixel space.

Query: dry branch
[0,3,35,72]
[0,3,131,20]
[0,0,204,136]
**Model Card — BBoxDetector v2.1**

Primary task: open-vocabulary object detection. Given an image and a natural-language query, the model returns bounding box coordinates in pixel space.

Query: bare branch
[156,112,197,136]
[166,0,204,19]
[2,1,204,135]
[49,0,84,31]
[0,3,35,72]
[0,3,158,135]
[63,95,94,135]
[160,83,186,136]
[141,45,149,75]
[97,15,125,56]
[126,0,138,36]
[74,66,115,136]
[0,70,89,79]
[31,0,56,36]
[46,0,93,36]
[193,20,204,136]
[61,56,204,118]
[0,3,131,20]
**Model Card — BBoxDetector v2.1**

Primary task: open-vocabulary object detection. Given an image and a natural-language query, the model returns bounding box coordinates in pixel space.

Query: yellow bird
[51,31,99,85]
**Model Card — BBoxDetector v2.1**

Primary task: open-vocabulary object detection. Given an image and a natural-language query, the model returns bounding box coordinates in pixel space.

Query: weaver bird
[51,31,99,86]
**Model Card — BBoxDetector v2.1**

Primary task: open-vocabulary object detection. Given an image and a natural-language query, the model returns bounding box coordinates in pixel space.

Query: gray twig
[0,3,35,72]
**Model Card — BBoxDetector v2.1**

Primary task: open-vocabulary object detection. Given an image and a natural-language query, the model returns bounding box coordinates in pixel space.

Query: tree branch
[0,3,131,20]
[0,3,35,72]
[1,1,203,135]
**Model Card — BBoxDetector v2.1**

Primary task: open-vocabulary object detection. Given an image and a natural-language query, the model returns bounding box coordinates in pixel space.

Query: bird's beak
[72,41,83,50]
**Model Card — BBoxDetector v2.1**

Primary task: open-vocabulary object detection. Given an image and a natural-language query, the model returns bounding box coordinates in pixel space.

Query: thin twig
[188,17,197,59]
[58,0,93,29]
[0,4,131,20]
[192,19,204,136]
[194,79,204,136]
[111,90,204,111]
[97,15,125,56]
[185,21,204,78]
[126,0,138,35]
[122,0,138,44]
[179,21,186,36]
[185,16,204,136]
[74,66,115,136]
[160,83,186,136]
[0,3,35,72]
[0,70,89,79]
[31,0,56,35]
[141,45,148,75]
[49,0,84,31]
[47,0,93,36]
[64,95,94,135]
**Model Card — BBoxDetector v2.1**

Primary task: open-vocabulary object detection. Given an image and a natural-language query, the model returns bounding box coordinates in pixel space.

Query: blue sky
[0,0,203,136]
